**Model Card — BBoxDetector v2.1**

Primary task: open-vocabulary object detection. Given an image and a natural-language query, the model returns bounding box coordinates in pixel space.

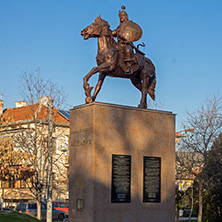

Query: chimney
[15,101,27,108]
[38,96,52,107]
[0,99,3,115]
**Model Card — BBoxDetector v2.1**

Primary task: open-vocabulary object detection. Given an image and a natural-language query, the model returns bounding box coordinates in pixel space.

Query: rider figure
[112,5,135,74]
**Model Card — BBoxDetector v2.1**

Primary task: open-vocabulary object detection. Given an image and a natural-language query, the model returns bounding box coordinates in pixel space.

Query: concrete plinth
[69,102,175,222]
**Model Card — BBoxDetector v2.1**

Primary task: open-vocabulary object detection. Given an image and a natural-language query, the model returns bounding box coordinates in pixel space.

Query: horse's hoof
[85,97,93,103]
[138,104,147,109]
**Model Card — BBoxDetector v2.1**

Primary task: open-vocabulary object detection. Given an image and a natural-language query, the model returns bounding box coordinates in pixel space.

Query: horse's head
[81,15,112,40]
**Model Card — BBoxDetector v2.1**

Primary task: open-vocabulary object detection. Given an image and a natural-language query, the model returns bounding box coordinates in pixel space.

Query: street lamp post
[47,98,53,222]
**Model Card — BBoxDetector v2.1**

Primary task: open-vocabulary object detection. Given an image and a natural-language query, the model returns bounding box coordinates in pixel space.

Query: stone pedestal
[69,102,175,222]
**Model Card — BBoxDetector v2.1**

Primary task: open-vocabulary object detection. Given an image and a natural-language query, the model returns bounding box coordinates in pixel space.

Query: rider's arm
[112,29,117,37]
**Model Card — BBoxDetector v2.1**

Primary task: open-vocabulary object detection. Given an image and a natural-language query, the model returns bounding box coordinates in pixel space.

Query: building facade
[0,97,69,208]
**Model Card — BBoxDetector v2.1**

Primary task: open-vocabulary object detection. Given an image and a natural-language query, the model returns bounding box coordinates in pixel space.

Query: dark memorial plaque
[111,154,131,203]
[143,156,161,202]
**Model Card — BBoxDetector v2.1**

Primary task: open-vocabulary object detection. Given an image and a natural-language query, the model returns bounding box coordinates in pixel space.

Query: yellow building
[0,97,69,208]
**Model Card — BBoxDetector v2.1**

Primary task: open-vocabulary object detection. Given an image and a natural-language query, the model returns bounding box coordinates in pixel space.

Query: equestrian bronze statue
[81,6,156,109]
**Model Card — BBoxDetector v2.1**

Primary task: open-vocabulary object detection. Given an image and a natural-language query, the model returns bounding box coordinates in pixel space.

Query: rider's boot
[124,45,134,74]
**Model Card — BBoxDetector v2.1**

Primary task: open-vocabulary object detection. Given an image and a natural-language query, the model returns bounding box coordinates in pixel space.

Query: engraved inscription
[71,127,92,135]
[143,156,161,202]
[111,154,131,203]
[71,139,92,147]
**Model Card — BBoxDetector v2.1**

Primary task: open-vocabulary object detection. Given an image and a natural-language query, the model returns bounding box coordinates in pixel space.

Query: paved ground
[1,211,196,222]
[63,217,199,222]
[179,217,198,221]
[1,209,14,214]
[63,218,198,222]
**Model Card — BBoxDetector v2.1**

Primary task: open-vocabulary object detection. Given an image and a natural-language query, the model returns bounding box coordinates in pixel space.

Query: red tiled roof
[3,104,69,124]
[175,132,187,137]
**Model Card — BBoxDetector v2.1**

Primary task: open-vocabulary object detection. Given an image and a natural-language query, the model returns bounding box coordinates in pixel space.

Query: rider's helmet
[119,5,128,23]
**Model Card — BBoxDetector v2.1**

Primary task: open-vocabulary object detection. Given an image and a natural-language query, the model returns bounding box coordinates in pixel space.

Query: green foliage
[175,188,185,209]
[0,211,40,222]
[203,214,222,222]
[177,95,222,221]
[202,133,222,220]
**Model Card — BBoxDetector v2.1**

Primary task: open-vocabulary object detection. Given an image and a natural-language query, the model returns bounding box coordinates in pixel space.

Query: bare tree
[0,115,27,170]
[176,95,222,222]
[11,69,68,220]
[0,114,30,209]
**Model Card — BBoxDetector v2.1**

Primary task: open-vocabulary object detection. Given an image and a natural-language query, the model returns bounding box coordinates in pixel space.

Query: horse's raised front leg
[138,72,149,109]
[83,62,110,103]
[83,67,99,103]
[92,73,106,101]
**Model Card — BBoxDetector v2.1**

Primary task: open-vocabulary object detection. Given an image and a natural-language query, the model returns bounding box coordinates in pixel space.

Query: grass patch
[0,211,40,222]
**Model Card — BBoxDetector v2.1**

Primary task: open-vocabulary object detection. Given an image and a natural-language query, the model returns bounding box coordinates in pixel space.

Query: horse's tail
[148,77,156,101]
[144,57,156,101]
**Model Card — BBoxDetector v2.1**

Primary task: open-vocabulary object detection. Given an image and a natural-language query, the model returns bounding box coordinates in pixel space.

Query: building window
[20,180,27,188]
[1,180,15,188]
[65,136,69,150]
[52,137,58,153]
[8,180,15,188]
[3,180,7,188]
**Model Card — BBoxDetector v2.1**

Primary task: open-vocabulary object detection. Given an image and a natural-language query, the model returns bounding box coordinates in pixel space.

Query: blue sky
[0,0,222,130]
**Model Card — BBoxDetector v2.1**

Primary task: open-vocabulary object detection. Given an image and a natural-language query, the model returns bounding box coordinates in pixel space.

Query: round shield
[119,20,143,42]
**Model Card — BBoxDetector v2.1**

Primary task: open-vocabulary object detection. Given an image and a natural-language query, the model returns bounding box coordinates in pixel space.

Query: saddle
[96,46,143,74]
[118,49,141,74]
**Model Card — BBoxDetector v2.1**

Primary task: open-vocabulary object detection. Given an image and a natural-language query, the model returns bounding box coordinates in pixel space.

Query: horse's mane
[95,16,117,46]
[95,16,109,27]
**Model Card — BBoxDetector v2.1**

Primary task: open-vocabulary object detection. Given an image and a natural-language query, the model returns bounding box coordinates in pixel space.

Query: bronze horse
[81,16,156,109]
